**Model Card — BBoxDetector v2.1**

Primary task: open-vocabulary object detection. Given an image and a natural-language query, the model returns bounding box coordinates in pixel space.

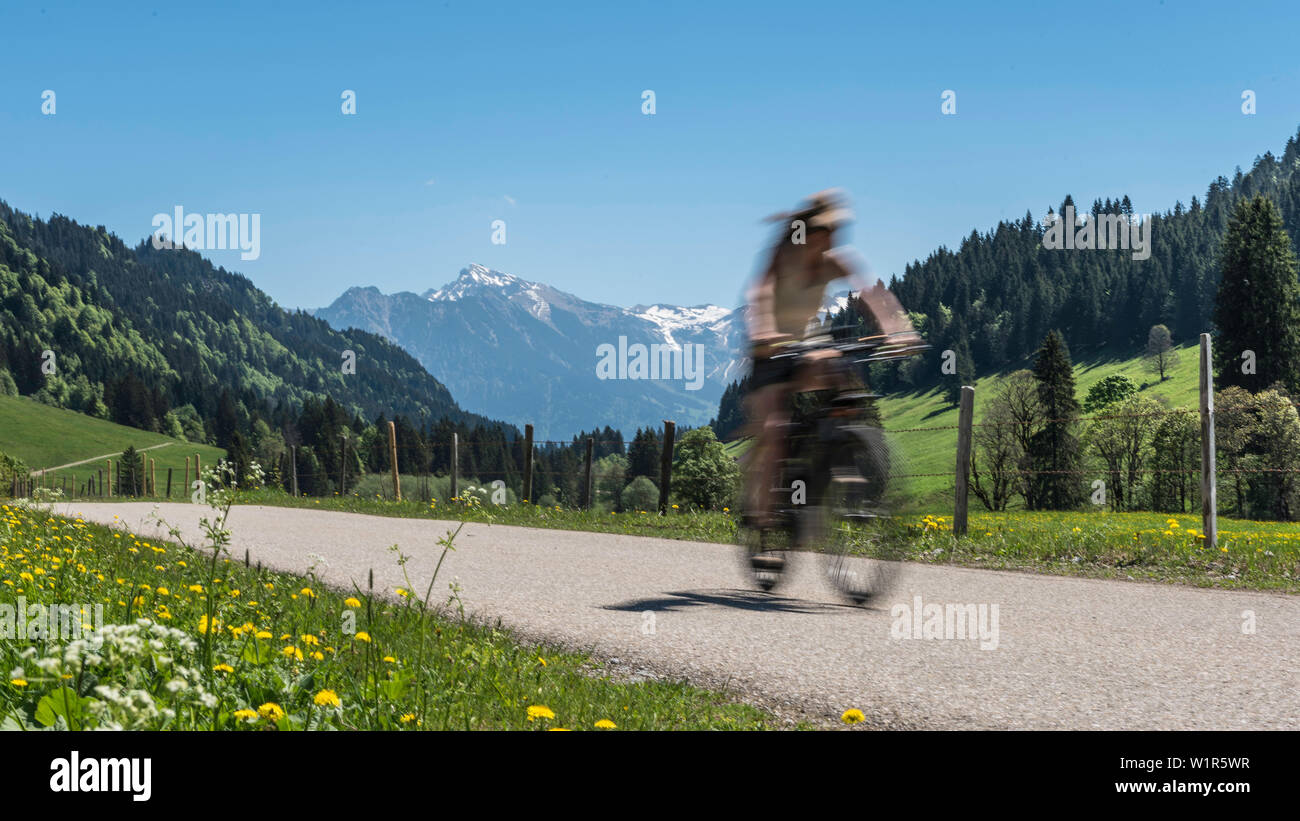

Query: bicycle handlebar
[770,333,930,361]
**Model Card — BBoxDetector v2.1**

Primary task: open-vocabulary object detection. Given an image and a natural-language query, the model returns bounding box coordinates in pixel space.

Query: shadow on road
[602,588,853,615]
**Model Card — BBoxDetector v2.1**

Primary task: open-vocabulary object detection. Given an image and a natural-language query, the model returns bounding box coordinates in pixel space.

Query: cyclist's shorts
[749,354,798,392]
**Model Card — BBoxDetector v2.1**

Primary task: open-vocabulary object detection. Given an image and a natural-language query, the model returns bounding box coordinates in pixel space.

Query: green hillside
[0,394,225,496]
[0,200,501,447]
[886,341,1200,507]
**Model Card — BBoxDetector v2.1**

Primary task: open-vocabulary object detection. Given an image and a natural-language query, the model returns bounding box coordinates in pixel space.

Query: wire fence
[11,334,1300,542]
[874,334,1300,543]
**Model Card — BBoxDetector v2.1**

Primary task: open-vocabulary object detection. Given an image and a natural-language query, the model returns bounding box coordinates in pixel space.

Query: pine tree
[1027,330,1084,509]
[1213,195,1300,395]
[628,427,662,481]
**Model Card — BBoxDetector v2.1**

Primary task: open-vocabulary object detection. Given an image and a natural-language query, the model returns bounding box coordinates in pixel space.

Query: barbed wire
[887,406,1200,434]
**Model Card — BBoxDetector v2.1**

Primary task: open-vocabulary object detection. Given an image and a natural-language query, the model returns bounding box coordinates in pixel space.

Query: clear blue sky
[2,0,1298,313]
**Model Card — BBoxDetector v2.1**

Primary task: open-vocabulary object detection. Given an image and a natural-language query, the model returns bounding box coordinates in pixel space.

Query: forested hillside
[0,202,497,442]
[874,127,1300,390]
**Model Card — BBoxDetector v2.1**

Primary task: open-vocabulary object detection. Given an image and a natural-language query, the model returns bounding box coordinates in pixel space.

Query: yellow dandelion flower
[213,664,234,673]
[344,597,362,608]
[594,719,616,729]
[354,632,371,643]
[527,705,556,721]
[257,702,285,720]
[313,689,341,708]
[841,708,866,724]
[233,709,257,721]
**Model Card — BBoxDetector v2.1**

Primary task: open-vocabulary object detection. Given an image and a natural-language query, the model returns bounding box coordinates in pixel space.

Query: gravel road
[64,502,1300,729]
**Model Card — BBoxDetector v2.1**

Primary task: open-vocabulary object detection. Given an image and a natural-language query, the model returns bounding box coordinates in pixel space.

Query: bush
[0,449,28,495]
[670,427,741,511]
[1083,374,1138,413]
[621,476,659,512]
[0,368,19,397]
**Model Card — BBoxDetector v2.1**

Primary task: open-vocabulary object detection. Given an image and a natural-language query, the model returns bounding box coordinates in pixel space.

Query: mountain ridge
[314,263,752,438]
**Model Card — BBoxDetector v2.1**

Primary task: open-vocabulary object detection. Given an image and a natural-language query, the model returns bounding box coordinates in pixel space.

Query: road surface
[62,502,1300,729]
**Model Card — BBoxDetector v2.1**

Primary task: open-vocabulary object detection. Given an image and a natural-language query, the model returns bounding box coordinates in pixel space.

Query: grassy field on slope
[0,395,225,494]
[880,342,1200,507]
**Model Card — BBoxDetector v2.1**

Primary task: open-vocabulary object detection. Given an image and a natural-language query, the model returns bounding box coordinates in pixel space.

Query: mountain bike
[738,333,926,605]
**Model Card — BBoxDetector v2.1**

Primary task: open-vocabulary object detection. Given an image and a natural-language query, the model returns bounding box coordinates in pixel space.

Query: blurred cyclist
[743,188,919,527]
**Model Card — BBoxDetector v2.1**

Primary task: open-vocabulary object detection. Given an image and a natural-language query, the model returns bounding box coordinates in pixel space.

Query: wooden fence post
[150,458,156,497]
[583,437,594,510]
[106,460,113,498]
[522,424,534,503]
[954,385,975,536]
[339,434,348,494]
[1199,333,1218,550]
[450,432,459,501]
[166,468,174,499]
[658,420,676,514]
[184,457,190,497]
[290,445,298,497]
[388,420,401,501]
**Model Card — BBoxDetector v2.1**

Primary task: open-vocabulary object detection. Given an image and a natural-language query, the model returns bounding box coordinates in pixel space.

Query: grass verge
[0,491,789,730]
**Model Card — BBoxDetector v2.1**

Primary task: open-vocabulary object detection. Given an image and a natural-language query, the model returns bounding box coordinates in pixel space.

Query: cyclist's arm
[823,247,919,341]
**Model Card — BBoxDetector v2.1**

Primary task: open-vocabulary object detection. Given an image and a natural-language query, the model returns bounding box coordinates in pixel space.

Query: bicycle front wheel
[818,475,905,606]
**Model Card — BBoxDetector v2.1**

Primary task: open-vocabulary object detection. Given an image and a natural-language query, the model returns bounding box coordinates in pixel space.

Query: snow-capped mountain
[313,264,749,438]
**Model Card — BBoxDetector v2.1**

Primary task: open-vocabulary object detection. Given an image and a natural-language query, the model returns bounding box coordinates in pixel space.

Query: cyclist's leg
[743,382,791,527]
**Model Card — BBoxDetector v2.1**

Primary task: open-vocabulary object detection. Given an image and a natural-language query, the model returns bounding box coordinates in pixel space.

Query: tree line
[970,193,1300,520]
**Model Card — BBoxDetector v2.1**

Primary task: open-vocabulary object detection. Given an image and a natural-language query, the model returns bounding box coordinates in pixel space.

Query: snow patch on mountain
[632,304,732,348]
[427,263,530,302]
